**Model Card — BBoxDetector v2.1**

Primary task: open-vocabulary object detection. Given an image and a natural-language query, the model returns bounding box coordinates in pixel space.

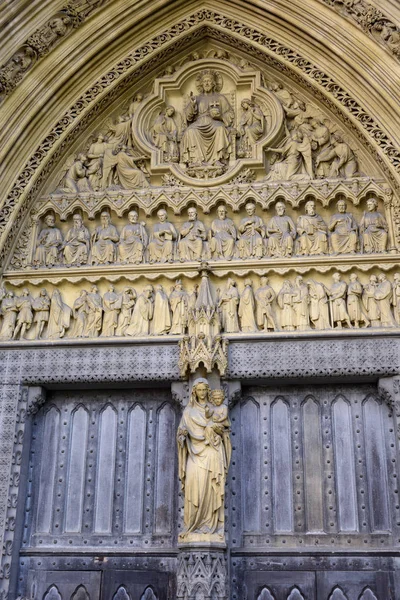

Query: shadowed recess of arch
[287,587,306,600]
[112,586,131,600]
[358,588,378,600]
[43,585,62,600]
[70,585,90,600]
[328,586,349,600]
[140,587,158,600]
[257,587,276,600]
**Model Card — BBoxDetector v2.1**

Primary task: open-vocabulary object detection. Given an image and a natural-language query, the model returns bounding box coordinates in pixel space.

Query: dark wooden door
[27,570,101,600]
[101,570,169,600]
[245,571,316,599]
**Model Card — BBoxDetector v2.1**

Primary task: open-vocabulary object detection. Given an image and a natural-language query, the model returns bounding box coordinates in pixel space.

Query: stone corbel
[26,386,46,415]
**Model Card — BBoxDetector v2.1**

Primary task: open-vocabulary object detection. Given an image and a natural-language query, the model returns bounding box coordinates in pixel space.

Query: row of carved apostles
[1,271,399,342]
[31,197,389,269]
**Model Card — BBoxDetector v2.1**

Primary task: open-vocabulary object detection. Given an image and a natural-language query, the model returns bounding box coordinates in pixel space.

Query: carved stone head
[216,205,227,220]
[305,200,316,216]
[128,210,138,223]
[245,201,256,216]
[188,207,197,221]
[366,197,378,212]
[275,201,286,216]
[157,208,168,222]
[336,198,347,213]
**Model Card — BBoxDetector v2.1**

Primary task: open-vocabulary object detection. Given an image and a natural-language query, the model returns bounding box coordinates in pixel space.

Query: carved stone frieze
[1,10,400,271]
[176,550,228,599]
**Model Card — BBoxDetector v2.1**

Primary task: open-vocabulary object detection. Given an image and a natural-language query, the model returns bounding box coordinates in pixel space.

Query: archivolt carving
[1,9,400,270]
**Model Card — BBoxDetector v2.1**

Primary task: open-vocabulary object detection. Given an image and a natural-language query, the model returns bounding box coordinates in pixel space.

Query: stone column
[177,547,228,600]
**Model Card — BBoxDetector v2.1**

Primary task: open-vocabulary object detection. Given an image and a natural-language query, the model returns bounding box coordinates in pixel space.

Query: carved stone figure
[47,289,71,339]
[360,198,388,253]
[315,133,358,178]
[180,69,234,168]
[375,273,397,327]
[86,134,107,190]
[101,115,132,187]
[237,98,264,157]
[393,273,400,326]
[114,146,149,189]
[90,211,119,265]
[0,291,18,340]
[33,214,63,267]
[63,213,90,266]
[64,154,91,193]
[84,285,103,338]
[129,92,144,118]
[347,274,370,328]
[152,284,172,335]
[266,129,313,181]
[362,275,381,327]
[148,209,177,263]
[72,290,88,338]
[188,284,198,311]
[218,278,239,333]
[13,288,34,339]
[116,287,136,336]
[118,210,147,264]
[277,280,296,331]
[255,277,278,331]
[238,279,258,332]
[311,119,332,178]
[101,285,121,337]
[169,281,188,335]
[178,207,207,262]
[329,273,352,329]
[126,285,154,336]
[32,288,51,339]
[177,378,231,543]
[328,198,358,254]
[237,202,265,259]
[293,275,311,331]
[266,201,296,258]
[152,105,182,163]
[209,205,237,260]
[296,200,328,255]
[308,280,330,330]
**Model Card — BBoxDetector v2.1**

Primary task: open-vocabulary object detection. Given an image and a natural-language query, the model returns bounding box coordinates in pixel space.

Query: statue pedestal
[176,545,228,600]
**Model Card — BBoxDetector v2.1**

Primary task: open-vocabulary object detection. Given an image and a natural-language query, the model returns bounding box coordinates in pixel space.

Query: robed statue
[180,69,234,168]
[177,378,231,543]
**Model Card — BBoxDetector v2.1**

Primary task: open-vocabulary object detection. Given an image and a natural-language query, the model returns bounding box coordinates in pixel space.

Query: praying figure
[90,211,119,265]
[180,69,234,168]
[152,105,182,163]
[126,285,154,336]
[255,277,278,331]
[218,279,240,333]
[237,98,264,157]
[238,279,258,333]
[169,281,188,335]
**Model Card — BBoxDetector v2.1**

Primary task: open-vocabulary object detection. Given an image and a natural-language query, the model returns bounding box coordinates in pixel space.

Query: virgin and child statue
[180,69,234,168]
[177,378,231,544]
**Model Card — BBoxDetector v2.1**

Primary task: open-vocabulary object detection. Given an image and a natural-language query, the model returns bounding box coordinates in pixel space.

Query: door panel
[317,571,393,600]
[102,570,169,600]
[27,571,101,600]
[245,571,316,600]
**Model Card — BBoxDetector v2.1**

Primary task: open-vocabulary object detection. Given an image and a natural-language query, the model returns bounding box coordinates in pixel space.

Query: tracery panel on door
[228,384,400,550]
[22,388,178,551]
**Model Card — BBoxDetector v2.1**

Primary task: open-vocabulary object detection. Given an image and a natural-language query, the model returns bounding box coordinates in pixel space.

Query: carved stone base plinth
[177,548,228,600]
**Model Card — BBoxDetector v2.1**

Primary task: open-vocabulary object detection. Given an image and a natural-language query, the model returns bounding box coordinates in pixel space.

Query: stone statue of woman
[177,378,231,544]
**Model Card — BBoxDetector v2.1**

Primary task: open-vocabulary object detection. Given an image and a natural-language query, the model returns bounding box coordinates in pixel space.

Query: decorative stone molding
[1,10,400,269]
[321,0,400,61]
[176,550,228,599]
[0,0,108,103]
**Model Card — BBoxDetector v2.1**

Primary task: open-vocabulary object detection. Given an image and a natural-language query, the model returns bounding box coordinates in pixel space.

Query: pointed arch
[43,585,62,600]
[112,586,131,600]
[287,588,306,600]
[358,588,378,600]
[257,587,276,600]
[328,587,349,600]
[140,587,158,600]
[70,585,90,600]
